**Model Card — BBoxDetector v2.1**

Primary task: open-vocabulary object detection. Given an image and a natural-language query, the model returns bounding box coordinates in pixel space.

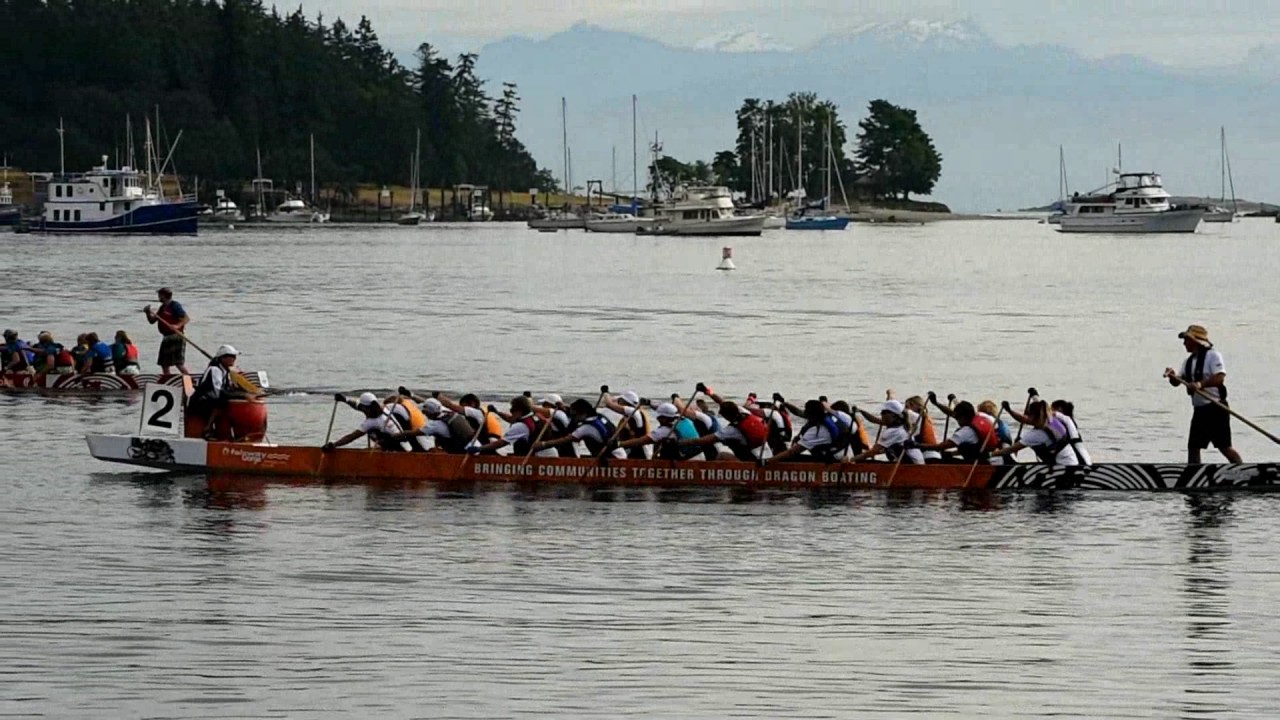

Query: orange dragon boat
[85,381,1280,492]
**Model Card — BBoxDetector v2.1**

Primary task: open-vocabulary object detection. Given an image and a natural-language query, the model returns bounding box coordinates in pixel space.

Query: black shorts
[1189,403,1233,451]
[158,334,185,368]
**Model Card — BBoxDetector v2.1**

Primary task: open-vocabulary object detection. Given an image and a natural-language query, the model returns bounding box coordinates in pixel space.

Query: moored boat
[31,159,198,235]
[584,212,654,233]
[85,435,1280,492]
[1057,172,1202,234]
[641,185,765,237]
[3,370,267,394]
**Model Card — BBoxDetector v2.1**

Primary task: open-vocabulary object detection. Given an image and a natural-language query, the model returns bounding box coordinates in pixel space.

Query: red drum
[184,397,269,441]
[226,398,269,442]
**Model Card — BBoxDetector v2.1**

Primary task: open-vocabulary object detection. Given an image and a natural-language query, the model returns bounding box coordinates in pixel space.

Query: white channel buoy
[717,245,736,271]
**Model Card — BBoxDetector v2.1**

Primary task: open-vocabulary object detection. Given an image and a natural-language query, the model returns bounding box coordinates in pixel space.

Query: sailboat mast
[1059,145,1067,200]
[1224,127,1237,213]
[309,134,316,204]
[561,97,569,201]
[795,103,803,199]
[56,118,65,177]
[825,116,832,205]
[1220,126,1226,203]
[631,94,638,205]
[766,115,773,202]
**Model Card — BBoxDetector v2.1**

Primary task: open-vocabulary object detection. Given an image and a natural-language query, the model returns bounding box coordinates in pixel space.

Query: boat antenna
[56,118,65,176]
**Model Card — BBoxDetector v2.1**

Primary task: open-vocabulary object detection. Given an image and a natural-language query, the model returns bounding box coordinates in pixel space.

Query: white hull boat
[1057,172,1202,234]
[584,213,654,233]
[1202,207,1237,224]
[528,214,585,230]
[643,186,766,237]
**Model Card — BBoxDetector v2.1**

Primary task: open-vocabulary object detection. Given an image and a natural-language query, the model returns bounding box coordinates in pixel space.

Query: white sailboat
[266,135,328,223]
[397,128,429,225]
[1203,127,1238,223]
[529,98,585,230]
[585,94,654,233]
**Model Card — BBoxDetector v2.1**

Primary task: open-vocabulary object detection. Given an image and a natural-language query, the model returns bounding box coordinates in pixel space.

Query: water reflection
[1178,494,1234,719]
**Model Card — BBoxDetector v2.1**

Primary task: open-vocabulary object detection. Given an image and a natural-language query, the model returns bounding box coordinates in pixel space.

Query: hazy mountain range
[461,21,1279,212]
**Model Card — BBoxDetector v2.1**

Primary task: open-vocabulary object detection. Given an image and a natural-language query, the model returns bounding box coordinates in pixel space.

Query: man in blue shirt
[2,329,35,373]
[79,332,114,374]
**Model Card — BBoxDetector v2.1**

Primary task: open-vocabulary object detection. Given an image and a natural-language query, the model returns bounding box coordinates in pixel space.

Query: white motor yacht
[1057,173,1202,234]
[640,186,765,236]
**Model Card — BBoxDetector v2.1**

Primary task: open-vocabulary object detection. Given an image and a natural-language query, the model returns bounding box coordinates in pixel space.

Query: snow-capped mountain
[693,31,792,54]
[817,18,992,51]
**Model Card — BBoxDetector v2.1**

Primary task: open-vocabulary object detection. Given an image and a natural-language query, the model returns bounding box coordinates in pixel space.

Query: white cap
[357,392,378,407]
[655,402,679,419]
[538,394,562,406]
[214,344,238,358]
[619,390,640,407]
[882,400,905,417]
[423,398,443,417]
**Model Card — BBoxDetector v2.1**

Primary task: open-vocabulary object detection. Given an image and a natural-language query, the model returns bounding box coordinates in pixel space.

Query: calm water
[3,219,1280,717]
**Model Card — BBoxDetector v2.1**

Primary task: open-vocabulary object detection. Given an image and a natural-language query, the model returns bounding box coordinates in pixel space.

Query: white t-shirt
[879,426,924,464]
[572,421,627,458]
[797,423,836,450]
[831,410,853,430]
[650,424,677,444]
[503,418,557,457]
[715,423,745,444]
[1020,427,1078,465]
[424,418,452,440]
[360,414,399,437]
[549,408,571,432]
[949,423,1002,465]
[1181,349,1226,406]
[1056,415,1092,465]
[691,411,718,435]
[603,407,652,459]
[462,405,488,432]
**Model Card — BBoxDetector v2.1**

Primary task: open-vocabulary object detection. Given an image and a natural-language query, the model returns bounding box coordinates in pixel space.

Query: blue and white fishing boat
[30,159,198,235]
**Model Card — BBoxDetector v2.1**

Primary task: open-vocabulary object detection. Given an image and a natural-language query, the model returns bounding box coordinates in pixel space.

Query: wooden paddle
[1013,387,1038,443]
[323,395,339,445]
[1167,374,1280,445]
[962,405,1006,489]
[152,316,261,395]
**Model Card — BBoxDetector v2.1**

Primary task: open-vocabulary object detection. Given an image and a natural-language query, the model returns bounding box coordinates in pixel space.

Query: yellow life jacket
[395,398,427,432]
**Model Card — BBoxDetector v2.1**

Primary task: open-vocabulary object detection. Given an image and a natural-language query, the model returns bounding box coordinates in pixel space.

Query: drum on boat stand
[180,376,270,442]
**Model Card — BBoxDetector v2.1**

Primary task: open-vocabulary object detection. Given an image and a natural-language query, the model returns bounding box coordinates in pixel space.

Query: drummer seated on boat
[917,401,999,463]
[768,400,846,464]
[188,345,250,440]
[991,400,1081,466]
[849,401,925,464]
[680,400,769,462]
[79,332,114,374]
[2,329,36,374]
[467,396,558,457]
[535,398,626,459]
[618,402,701,460]
[324,392,406,452]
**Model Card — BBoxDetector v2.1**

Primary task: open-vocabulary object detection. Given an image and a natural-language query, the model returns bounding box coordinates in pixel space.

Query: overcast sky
[303,0,1276,67]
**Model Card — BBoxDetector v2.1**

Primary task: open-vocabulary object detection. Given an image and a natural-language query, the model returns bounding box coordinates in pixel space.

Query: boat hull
[1201,211,1237,223]
[84,437,1280,492]
[30,201,199,235]
[641,215,766,237]
[584,217,654,233]
[3,370,268,394]
[785,216,850,231]
[0,207,22,226]
[527,217,585,230]
[1057,209,1202,234]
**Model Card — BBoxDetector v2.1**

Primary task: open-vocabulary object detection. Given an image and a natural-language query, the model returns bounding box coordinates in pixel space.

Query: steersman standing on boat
[1165,324,1242,464]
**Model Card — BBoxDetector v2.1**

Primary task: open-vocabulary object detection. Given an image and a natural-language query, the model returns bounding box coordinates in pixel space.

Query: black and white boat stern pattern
[988,463,1280,491]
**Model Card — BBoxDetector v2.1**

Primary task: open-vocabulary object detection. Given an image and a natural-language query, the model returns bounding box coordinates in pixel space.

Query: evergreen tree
[0,0,552,199]
[854,99,942,200]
